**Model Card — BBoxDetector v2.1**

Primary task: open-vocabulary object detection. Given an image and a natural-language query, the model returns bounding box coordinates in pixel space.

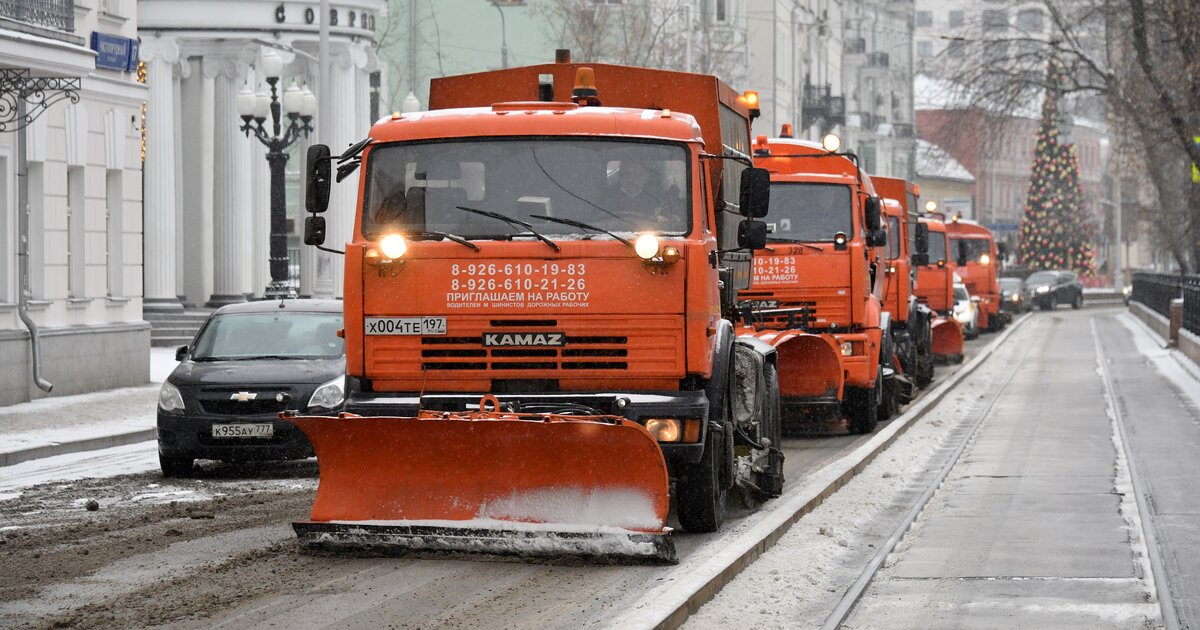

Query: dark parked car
[999,277,1028,314]
[156,299,345,477]
[1025,270,1084,311]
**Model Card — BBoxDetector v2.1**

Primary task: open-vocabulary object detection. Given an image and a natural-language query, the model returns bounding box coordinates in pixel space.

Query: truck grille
[740,288,852,330]
[420,331,630,371]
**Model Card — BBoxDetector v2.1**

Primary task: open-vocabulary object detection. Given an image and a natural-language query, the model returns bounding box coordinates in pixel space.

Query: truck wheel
[677,403,728,533]
[159,452,193,478]
[758,362,785,498]
[846,367,882,434]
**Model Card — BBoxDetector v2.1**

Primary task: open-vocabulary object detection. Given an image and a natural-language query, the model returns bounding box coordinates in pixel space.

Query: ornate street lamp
[236,49,316,299]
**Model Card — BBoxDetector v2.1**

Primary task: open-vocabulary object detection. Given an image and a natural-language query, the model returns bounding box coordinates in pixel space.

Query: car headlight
[307,374,346,409]
[158,381,185,414]
[1035,285,1049,294]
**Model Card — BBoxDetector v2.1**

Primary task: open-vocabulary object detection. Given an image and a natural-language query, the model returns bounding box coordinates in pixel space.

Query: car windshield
[192,313,345,360]
[1026,271,1058,285]
[764,183,853,242]
[954,286,970,301]
[362,138,690,238]
[927,230,946,263]
[1000,278,1023,291]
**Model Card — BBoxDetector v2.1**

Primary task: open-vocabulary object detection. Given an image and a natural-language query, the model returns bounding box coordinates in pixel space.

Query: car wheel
[1072,292,1083,310]
[159,451,193,478]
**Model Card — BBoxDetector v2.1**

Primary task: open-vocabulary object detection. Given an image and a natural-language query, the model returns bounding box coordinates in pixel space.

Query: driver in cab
[606,159,677,231]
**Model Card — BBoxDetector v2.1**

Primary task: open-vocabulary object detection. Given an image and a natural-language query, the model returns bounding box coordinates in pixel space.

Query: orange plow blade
[284,403,674,563]
[931,317,964,363]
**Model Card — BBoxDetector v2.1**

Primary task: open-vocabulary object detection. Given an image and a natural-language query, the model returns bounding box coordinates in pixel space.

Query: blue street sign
[90,32,138,72]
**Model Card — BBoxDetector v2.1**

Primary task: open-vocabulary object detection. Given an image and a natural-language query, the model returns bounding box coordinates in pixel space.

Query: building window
[1017,8,1044,32]
[982,9,1008,31]
[67,166,85,299]
[917,41,933,58]
[948,10,964,27]
[915,10,932,27]
[101,0,122,16]
[106,169,123,297]
[715,0,727,23]
[860,144,877,173]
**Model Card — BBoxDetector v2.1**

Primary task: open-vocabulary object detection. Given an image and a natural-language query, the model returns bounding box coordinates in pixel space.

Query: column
[179,63,214,309]
[139,36,182,311]
[326,44,372,298]
[173,58,189,304]
[205,55,251,307]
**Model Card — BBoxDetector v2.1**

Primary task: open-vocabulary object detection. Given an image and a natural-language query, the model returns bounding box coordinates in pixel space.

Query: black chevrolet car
[1025,270,1084,310]
[156,299,345,477]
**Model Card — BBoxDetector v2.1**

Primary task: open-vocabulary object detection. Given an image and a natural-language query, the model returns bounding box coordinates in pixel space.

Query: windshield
[1000,278,1023,291]
[953,237,991,263]
[1026,271,1058,285]
[954,286,970,301]
[764,183,853,242]
[927,230,946,263]
[362,138,690,238]
[193,313,345,360]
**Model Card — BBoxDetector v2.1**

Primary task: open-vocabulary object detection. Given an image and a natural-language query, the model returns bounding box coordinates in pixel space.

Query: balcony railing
[0,0,74,32]
[866,52,890,68]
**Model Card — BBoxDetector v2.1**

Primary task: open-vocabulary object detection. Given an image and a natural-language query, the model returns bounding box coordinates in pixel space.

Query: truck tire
[159,452,193,478]
[677,399,729,533]
[846,366,882,434]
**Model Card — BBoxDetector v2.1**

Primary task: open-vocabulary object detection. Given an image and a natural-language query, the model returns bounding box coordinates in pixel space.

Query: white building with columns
[0,0,148,405]
[138,0,383,315]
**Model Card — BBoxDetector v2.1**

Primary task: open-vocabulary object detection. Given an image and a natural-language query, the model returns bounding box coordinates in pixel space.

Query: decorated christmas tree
[1017,56,1096,274]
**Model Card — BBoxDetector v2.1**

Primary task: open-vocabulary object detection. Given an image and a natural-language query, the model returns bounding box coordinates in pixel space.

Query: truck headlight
[644,418,681,442]
[380,233,407,259]
[308,375,346,409]
[158,381,185,414]
[634,234,661,260]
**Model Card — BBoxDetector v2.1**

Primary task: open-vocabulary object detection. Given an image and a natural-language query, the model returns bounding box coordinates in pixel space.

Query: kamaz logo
[482,332,566,347]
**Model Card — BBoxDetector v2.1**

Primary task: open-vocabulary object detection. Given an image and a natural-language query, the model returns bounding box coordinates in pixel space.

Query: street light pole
[237,50,317,299]
[492,0,509,69]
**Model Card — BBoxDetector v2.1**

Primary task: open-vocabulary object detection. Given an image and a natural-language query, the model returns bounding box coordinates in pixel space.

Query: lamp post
[491,0,510,69]
[236,50,316,299]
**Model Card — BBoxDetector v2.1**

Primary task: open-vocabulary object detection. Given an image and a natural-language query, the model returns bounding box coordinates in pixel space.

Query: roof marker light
[572,67,601,106]
[780,123,794,138]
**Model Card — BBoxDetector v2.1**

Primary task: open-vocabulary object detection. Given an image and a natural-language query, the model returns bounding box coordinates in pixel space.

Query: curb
[0,428,158,468]
[608,313,1031,630]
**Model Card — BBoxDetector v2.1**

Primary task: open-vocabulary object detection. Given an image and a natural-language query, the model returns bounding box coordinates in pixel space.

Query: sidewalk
[0,348,179,466]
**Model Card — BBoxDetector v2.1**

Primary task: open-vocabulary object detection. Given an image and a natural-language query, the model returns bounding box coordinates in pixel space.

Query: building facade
[137,0,385,309]
[0,0,148,405]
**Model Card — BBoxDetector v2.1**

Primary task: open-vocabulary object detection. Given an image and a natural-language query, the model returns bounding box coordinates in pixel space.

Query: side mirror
[911,252,929,267]
[175,345,188,362]
[739,167,771,218]
[867,228,887,248]
[304,215,327,246]
[737,219,768,250]
[915,223,929,254]
[306,144,332,213]
[864,196,882,232]
[996,242,1008,259]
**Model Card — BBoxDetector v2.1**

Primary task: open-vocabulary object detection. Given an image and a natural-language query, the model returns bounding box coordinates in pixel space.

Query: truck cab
[945,218,1007,332]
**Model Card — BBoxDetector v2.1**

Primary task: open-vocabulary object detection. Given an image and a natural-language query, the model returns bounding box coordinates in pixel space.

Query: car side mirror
[739,167,770,218]
[304,215,327,246]
[737,219,768,250]
[175,345,188,361]
[914,223,929,254]
[864,196,882,232]
[306,144,332,213]
[996,242,1008,259]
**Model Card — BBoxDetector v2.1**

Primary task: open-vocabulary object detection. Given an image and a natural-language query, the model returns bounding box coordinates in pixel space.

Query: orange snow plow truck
[288,53,784,564]
[915,215,965,363]
[871,176,935,403]
[945,217,1009,332]
[735,135,893,434]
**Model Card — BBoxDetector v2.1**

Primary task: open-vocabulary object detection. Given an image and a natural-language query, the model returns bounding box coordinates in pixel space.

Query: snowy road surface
[24,321,1184,629]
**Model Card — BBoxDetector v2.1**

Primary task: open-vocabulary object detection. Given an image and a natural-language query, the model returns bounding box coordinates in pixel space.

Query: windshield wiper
[765,237,823,252]
[528,214,632,247]
[454,205,560,252]
[410,230,481,252]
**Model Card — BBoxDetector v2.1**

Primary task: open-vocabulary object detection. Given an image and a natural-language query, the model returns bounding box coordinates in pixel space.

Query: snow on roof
[916,139,975,182]
[914,73,1106,131]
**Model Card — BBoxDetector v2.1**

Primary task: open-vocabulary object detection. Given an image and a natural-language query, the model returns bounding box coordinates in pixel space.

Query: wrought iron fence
[0,0,74,32]
[1184,276,1200,336]
[1131,271,1185,318]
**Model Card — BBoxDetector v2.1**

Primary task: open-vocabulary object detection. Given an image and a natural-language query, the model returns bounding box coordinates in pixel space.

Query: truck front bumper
[345,389,711,465]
